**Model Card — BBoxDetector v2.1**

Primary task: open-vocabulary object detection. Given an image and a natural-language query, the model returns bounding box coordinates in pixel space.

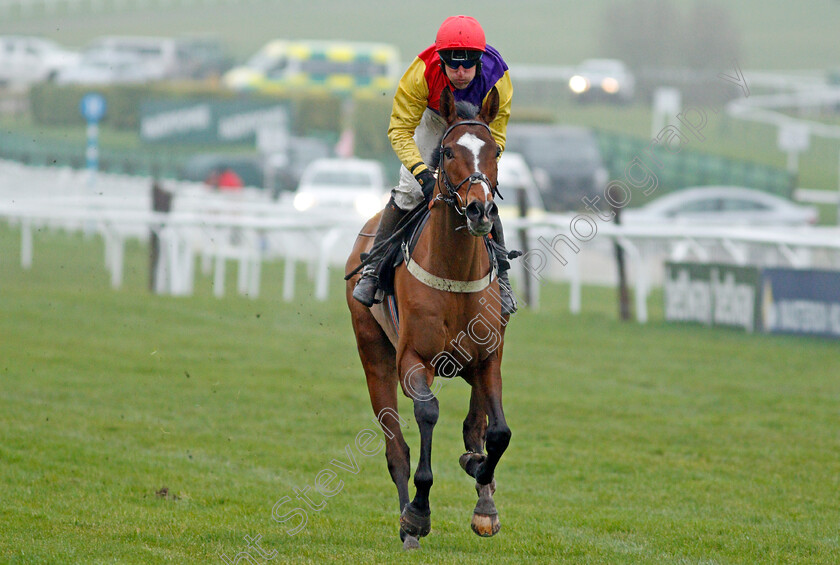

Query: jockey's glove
[415,169,437,200]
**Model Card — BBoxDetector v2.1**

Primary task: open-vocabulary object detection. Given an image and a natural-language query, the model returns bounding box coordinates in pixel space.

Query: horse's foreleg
[470,359,510,537]
[398,353,438,545]
[459,387,488,479]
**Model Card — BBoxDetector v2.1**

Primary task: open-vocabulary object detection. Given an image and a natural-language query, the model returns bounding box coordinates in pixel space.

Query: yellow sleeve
[387,57,431,175]
[487,70,513,154]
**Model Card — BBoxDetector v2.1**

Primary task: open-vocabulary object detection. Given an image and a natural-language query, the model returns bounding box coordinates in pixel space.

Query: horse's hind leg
[464,359,510,537]
[460,386,489,489]
[460,387,488,474]
[350,312,412,544]
[463,388,486,452]
[459,388,501,536]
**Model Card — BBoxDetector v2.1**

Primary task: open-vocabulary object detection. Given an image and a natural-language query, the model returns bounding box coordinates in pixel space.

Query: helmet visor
[439,49,483,69]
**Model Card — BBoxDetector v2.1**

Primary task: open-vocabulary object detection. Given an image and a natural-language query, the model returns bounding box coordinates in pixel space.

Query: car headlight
[354,194,382,218]
[293,192,316,211]
[569,75,590,94]
[601,77,620,94]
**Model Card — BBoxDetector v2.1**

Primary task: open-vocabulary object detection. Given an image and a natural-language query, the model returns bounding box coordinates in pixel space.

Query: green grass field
[1,224,839,564]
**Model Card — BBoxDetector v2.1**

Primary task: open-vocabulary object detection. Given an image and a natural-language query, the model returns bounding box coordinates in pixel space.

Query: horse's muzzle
[465,200,498,236]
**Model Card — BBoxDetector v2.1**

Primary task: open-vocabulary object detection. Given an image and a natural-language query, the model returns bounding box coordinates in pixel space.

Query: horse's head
[436,86,501,237]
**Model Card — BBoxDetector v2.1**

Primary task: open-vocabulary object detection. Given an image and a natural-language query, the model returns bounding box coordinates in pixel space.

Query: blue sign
[80,93,105,186]
[760,268,840,338]
[80,93,107,123]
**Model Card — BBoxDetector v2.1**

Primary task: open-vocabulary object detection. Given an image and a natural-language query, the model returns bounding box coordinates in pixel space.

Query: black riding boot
[352,196,408,307]
[490,218,518,315]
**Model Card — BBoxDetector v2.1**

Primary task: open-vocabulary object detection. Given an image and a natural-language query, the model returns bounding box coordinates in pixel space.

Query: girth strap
[402,241,497,293]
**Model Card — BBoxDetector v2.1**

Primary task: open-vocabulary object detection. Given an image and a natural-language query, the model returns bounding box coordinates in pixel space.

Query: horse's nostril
[465,201,483,222]
[486,201,499,221]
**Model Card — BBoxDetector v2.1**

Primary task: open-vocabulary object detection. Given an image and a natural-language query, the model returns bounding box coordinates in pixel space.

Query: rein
[434,120,501,215]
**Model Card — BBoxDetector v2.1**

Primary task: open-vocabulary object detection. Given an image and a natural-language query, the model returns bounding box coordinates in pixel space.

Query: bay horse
[345,86,511,549]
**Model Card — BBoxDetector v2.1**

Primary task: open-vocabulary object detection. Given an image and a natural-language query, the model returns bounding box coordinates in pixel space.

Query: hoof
[471,512,501,537]
[402,535,420,550]
[400,503,431,538]
[472,480,500,537]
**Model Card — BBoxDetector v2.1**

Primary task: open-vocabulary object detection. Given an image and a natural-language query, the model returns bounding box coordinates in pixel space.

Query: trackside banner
[664,262,761,332]
[760,268,840,338]
[139,100,289,144]
[665,262,840,339]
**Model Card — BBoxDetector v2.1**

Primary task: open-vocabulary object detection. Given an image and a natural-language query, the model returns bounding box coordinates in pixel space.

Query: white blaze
[457,132,491,197]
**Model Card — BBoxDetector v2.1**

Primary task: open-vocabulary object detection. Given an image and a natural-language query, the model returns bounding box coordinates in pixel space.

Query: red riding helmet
[435,15,486,52]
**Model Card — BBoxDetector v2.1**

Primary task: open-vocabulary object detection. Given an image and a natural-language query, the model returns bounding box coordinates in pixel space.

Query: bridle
[398,119,502,291]
[434,119,501,216]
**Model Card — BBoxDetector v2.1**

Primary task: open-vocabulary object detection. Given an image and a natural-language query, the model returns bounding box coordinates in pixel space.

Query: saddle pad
[370,295,399,348]
[376,208,430,296]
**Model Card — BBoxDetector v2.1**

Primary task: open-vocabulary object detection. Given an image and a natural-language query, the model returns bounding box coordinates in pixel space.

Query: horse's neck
[417,205,488,280]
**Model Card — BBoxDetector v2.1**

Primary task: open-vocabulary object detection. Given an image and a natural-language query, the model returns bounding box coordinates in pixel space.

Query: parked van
[223,40,401,95]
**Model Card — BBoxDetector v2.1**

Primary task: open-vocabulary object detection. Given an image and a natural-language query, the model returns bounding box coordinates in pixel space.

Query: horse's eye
[496,147,502,159]
[443,147,454,159]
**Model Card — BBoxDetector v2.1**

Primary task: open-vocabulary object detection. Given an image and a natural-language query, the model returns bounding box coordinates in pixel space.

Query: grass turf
[0,224,838,563]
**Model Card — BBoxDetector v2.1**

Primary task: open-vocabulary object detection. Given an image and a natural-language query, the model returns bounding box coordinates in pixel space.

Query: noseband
[434,120,501,216]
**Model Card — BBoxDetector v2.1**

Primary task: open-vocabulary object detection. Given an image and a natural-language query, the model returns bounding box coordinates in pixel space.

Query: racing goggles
[439,49,483,69]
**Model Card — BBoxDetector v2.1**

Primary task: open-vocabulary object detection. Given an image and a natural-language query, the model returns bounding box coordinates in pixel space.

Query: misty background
[1,0,837,70]
[2,0,839,210]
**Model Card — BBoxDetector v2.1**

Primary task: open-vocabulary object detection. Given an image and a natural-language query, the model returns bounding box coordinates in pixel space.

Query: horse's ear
[440,87,458,125]
[478,86,500,125]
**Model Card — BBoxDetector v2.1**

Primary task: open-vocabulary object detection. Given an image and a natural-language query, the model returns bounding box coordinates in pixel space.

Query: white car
[293,158,389,218]
[568,58,635,103]
[621,186,819,227]
[78,35,230,81]
[56,50,154,85]
[82,36,179,81]
[0,36,80,87]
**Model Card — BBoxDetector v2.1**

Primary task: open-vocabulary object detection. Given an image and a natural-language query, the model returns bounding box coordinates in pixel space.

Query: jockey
[352,15,517,315]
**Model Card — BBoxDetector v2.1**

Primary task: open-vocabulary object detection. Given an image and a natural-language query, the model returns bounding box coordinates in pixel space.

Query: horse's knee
[413,396,439,428]
[486,425,511,454]
[413,467,433,491]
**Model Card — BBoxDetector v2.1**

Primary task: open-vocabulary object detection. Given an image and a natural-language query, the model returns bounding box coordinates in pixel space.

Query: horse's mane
[428,100,480,170]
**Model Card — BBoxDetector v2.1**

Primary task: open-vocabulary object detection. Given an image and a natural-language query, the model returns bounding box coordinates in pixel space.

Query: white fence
[3,160,840,322]
[0,160,363,301]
